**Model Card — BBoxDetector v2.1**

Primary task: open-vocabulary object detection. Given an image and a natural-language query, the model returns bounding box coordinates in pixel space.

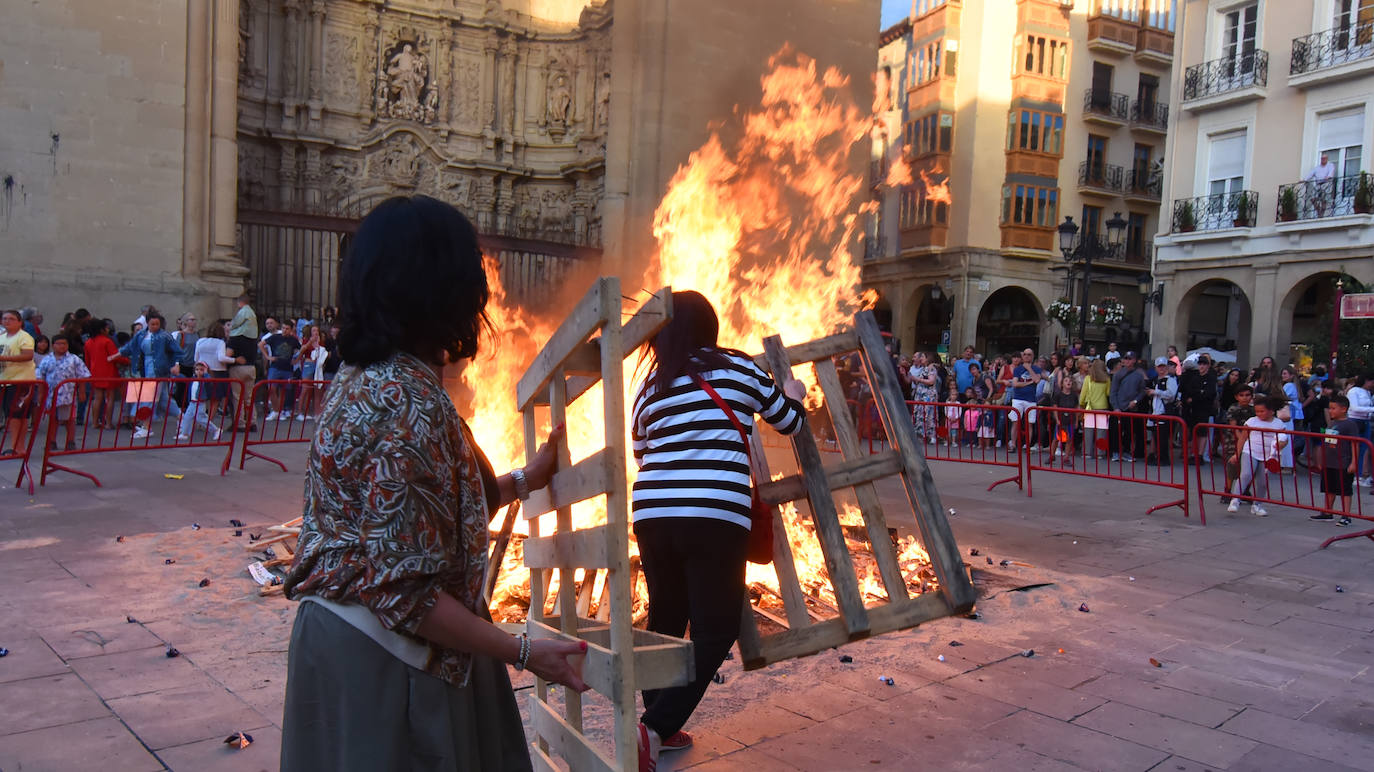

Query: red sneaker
[638,723,658,772]
[662,730,692,751]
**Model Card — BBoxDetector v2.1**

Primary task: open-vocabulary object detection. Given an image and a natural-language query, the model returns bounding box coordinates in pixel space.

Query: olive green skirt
[281,601,532,772]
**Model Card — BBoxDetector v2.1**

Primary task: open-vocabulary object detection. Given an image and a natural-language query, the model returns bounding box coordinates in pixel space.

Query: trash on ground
[126,616,138,624]
[198,578,211,588]
[191,523,200,530]
[165,646,180,658]
[164,474,184,480]
[164,559,176,565]
[724,651,734,660]
[986,557,994,565]
[948,508,957,516]
[0,647,8,657]
[965,611,981,620]
[249,533,261,541]
[229,519,245,528]
[839,654,853,663]
[1057,648,1065,654]
[877,675,895,685]
[115,535,125,543]
[969,548,980,556]
[711,673,725,684]
[1335,585,1344,593]
[1078,603,1090,613]
[233,530,242,537]
[949,640,963,647]
[224,732,254,750]
[937,655,946,662]
[1020,649,1034,658]
[1148,658,1163,668]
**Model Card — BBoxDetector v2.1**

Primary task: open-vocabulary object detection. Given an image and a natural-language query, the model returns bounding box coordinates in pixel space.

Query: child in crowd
[1219,385,1256,505]
[960,387,981,447]
[1047,373,1077,464]
[1313,394,1357,525]
[977,393,997,450]
[176,361,222,442]
[942,375,961,447]
[35,334,91,451]
[33,335,50,357]
[1227,395,1288,517]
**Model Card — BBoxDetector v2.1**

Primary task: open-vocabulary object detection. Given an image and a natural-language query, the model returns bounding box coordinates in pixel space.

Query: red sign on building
[1340,293,1374,319]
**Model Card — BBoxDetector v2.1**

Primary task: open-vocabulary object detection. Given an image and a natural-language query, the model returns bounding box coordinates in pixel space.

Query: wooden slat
[748,431,811,630]
[576,569,598,617]
[534,287,672,408]
[761,335,870,637]
[529,698,618,772]
[562,340,602,376]
[522,409,551,721]
[756,450,903,505]
[750,331,860,369]
[740,591,952,671]
[522,526,611,570]
[528,618,696,695]
[547,373,583,731]
[853,312,977,611]
[517,278,608,411]
[523,448,611,519]
[814,358,908,602]
[530,744,559,772]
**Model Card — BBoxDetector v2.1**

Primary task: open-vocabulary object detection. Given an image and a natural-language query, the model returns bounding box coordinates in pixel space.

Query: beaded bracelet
[514,632,531,671]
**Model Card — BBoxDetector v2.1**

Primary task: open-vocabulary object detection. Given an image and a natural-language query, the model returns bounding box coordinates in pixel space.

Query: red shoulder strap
[690,373,751,455]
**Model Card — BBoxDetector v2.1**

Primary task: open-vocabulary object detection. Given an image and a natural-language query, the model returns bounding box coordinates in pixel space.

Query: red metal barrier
[1192,423,1374,546]
[1024,406,1190,520]
[239,379,324,472]
[882,400,1023,490]
[1,380,48,494]
[40,377,240,487]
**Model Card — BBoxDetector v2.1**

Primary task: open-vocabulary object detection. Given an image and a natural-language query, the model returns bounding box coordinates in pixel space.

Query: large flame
[470,47,937,622]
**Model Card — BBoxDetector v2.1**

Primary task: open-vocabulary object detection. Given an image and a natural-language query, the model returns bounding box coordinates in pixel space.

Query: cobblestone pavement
[1,442,1370,771]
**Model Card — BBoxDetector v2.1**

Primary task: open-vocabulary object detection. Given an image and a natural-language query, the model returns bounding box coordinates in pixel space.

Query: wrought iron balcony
[1275,173,1373,221]
[1121,239,1152,265]
[1291,20,1374,76]
[1124,168,1162,200]
[1083,88,1129,123]
[1078,161,1123,193]
[1172,191,1259,232]
[1129,100,1168,131]
[1183,50,1268,100]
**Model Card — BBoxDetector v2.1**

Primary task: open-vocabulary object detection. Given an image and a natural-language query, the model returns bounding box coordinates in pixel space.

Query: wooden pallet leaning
[736,310,978,670]
[514,278,694,772]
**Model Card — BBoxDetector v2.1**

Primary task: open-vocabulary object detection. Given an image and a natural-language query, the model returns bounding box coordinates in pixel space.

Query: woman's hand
[783,378,806,403]
[525,638,590,692]
[524,423,566,490]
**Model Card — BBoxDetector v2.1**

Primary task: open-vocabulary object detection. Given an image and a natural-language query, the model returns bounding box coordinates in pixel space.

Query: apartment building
[865,0,1176,357]
[1152,0,1374,367]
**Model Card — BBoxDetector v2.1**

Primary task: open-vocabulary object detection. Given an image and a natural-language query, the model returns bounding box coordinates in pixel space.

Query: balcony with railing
[1087,13,1138,55]
[1129,100,1168,133]
[1121,239,1152,265]
[1275,173,1374,222]
[1290,20,1374,85]
[1123,168,1162,202]
[1172,191,1259,233]
[1136,26,1174,66]
[1182,50,1268,111]
[1083,88,1129,126]
[1078,161,1123,196]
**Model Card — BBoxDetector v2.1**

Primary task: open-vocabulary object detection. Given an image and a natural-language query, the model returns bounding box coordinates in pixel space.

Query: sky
[880,0,908,29]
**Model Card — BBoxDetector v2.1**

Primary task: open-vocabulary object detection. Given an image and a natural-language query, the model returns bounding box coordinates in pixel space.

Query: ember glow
[469,47,937,623]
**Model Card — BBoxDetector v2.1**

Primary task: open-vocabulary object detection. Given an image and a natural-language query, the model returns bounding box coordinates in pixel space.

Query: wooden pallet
[735,310,977,670]
[515,278,693,772]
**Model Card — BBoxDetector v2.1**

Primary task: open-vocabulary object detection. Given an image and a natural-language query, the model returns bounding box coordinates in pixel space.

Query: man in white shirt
[1306,152,1337,216]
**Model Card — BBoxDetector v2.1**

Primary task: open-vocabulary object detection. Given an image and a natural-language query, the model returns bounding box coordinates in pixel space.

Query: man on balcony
[1306,152,1337,217]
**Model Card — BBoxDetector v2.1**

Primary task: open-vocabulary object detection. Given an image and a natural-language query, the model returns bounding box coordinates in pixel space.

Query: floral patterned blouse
[286,352,497,688]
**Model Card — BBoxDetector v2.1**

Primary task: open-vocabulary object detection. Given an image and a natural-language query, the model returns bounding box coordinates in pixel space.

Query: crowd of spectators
[829,339,1372,524]
[0,299,341,454]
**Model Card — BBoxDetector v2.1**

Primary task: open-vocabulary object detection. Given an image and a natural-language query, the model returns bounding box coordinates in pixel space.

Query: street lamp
[1058,211,1127,345]
[1136,272,1163,314]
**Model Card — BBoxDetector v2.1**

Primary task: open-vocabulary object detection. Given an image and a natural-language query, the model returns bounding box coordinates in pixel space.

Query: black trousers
[633,516,749,738]
[1108,413,1147,458]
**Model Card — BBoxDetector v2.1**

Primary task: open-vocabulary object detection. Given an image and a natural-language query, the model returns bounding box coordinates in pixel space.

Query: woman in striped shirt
[630,291,806,771]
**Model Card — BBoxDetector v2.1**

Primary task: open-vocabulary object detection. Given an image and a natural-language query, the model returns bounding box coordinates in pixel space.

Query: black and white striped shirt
[631,352,805,529]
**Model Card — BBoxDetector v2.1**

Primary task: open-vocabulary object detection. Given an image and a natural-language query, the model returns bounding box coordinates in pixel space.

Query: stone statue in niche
[545,68,573,141]
[376,41,438,124]
[378,135,421,183]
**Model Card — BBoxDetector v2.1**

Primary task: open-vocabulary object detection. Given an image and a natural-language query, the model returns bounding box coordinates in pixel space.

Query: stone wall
[0,0,208,325]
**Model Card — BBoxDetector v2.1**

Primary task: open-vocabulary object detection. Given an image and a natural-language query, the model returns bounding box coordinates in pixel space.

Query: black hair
[1331,394,1350,409]
[116,331,130,346]
[74,308,91,320]
[1234,384,1253,395]
[643,291,744,395]
[50,333,69,346]
[337,195,490,367]
[1261,395,1287,412]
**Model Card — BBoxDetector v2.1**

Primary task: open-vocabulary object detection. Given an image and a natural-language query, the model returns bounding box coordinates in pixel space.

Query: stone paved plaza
[1,442,1371,771]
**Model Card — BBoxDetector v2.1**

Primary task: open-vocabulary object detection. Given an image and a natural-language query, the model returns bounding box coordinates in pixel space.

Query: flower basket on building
[1280,186,1300,222]
[1177,200,1196,232]
[1047,297,1079,331]
[1090,296,1125,326]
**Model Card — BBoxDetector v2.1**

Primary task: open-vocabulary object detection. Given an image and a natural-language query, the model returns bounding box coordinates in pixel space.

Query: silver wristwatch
[511,468,530,501]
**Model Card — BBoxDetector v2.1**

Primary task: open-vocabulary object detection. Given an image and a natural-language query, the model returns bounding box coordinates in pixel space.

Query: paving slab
[37,615,167,659]
[1071,701,1258,768]
[983,709,1170,772]
[1227,743,1363,772]
[1156,666,1323,720]
[67,644,216,700]
[704,703,816,748]
[153,725,282,772]
[1220,707,1374,771]
[0,671,112,735]
[946,661,1107,721]
[0,634,71,683]
[107,680,272,750]
[1072,672,1242,728]
[656,727,745,771]
[0,716,163,772]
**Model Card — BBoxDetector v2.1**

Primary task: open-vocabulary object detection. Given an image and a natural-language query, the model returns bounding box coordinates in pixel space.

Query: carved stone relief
[324,31,359,106]
[376,39,439,124]
[368,134,422,185]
